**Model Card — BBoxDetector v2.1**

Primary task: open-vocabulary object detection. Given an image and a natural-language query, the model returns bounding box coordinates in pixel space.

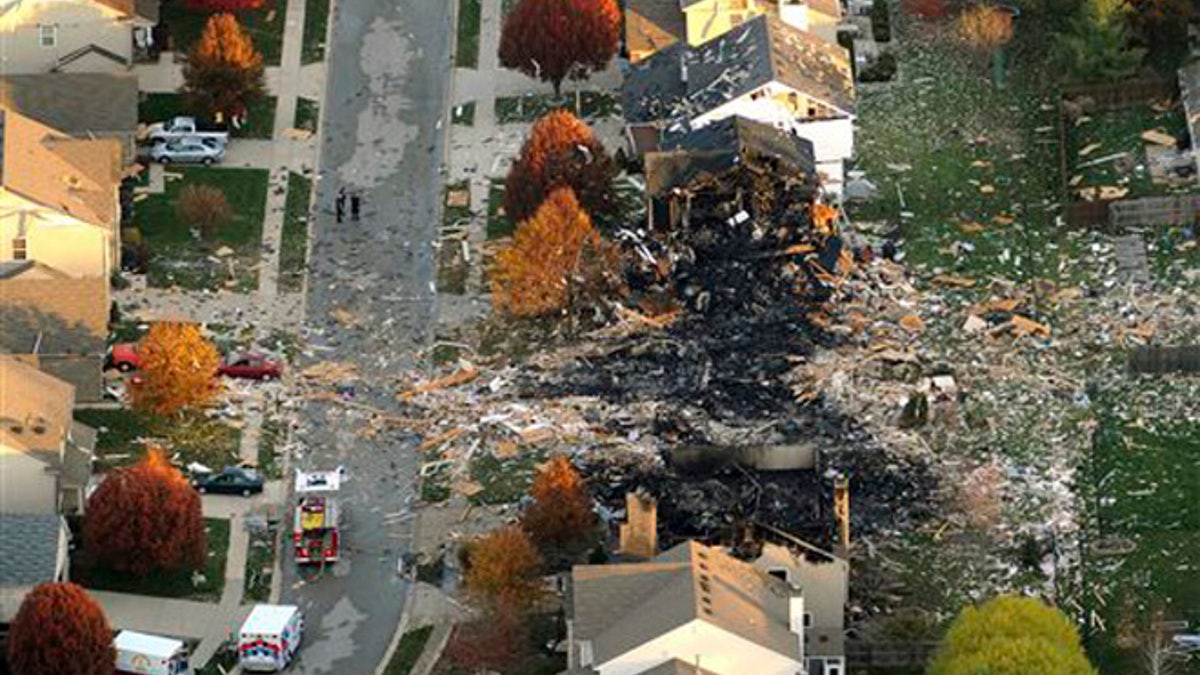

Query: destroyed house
[1179,60,1200,177]
[566,540,846,675]
[644,115,817,229]
[622,14,854,195]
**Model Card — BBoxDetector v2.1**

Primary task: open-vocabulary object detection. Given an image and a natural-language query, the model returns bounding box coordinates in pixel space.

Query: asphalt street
[280,0,451,672]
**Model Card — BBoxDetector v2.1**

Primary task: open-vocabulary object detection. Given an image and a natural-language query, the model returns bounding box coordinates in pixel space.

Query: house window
[39,25,57,48]
[12,237,27,260]
[804,612,814,628]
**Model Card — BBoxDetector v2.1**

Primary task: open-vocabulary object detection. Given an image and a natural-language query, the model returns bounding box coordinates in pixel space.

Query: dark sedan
[192,466,264,496]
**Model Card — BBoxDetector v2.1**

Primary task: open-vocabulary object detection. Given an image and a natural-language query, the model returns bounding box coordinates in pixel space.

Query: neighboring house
[0,0,158,74]
[753,542,849,675]
[0,357,97,516]
[0,358,90,623]
[0,73,140,162]
[642,115,817,228]
[566,540,846,675]
[0,260,110,402]
[622,14,855,195]
[0,512,70,624]
[1179,60,1200,177]
[0,105,124,279]
[625,0,842,63]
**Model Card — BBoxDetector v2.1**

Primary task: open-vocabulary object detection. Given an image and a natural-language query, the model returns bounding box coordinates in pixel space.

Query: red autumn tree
[504,109,617,224]
[499,0,620,95]
[131,322,222,416]
[522,455,596,547]
[491,187,620,317]
[6,583,114,675]
[83,449,206,577]
[903,0,950,18]
[183,14,266,121]
[464,526,542,608]
[443,600,531,672]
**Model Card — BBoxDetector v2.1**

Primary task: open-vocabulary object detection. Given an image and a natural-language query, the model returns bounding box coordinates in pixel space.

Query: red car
[106,342,143,372]
[218,352,284,380]
[106,343,282,380]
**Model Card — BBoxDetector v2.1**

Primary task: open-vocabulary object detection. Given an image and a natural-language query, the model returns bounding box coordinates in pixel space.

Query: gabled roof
[626,0,686,58]
[622,14,854,124]
[0,107,122,233]
[95,0,159,22]
[0,513,65,588]
[0,263,109,356]
[572,541,799,665]
[0,74,137,138]
[644,116,816,194]
[0,357,75,455]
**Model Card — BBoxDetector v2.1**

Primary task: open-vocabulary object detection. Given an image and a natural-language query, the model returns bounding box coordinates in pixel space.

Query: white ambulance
[238,604,304,672]
[113,630,189,675]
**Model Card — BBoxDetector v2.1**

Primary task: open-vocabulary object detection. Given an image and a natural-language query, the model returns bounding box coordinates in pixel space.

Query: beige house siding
[0,0,134,74]
[0,195,114,278]
[0,448,58,514]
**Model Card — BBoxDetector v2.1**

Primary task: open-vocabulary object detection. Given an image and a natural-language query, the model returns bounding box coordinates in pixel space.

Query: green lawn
[278,172,312,293]
[301,0,330,64]
[75,409,242,471]
[134,166,269,291]
[850,22,1070,284]
[73,518,230,602]
[382,626,434,675]
[455,0,482,68]
[1064,102,1189,200]
[468,450,545,505]
[257,414,285,480]
[161,0,288,65]
[451,101,476,127]
[494,91,619,124]
[139,93,277,140]
[486,180,514,240]
[294,97,320,133]
[1081,421,1200,674]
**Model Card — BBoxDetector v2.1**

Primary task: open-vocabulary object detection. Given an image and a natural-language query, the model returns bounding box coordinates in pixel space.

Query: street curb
[373,581,420,675]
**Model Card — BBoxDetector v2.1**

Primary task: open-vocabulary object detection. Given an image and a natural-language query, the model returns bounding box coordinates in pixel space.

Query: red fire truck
[293,469,341,565]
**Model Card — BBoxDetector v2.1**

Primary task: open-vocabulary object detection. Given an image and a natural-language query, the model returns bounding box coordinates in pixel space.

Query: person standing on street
[350,192,362,221]
[336,188,346,223]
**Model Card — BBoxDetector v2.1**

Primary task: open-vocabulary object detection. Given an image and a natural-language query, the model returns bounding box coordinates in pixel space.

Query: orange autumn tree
[183,13,266,121]
[499,0,620,95]
[504,110,617,224]
[6,583,114,675]
[464,526,542,608]
[132,322,221,416]
[491,187,619,317]
[83,449,206,577]
[522,455,596,547]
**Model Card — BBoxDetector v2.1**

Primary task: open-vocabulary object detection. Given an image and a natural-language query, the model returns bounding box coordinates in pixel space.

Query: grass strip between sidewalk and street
[382,625,434,675]
[302,0,331,64]
[455,0,482,68]
[278,171,313,293]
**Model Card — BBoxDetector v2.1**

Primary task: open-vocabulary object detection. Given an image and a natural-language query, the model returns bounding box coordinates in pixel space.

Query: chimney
[779,0,810,31]
[617,491,658,558]
[833,475,850,556]
[680,54,689,84]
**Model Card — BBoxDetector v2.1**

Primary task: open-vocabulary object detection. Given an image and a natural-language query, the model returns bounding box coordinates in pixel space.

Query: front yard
[72,518,230,602]
[160,0,288,65]
[134,166,269,291]
[139,93,277,140]
[75,408,242,471]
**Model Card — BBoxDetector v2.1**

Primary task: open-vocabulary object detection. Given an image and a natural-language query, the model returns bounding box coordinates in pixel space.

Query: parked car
[192,466,264,496]
[146,116,230,145]
[151,138,225,165]
[219,352,284,380]
[106,341,143,372]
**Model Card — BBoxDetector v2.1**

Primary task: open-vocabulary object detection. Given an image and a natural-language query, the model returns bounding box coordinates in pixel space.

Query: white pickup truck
[145,116,230,145]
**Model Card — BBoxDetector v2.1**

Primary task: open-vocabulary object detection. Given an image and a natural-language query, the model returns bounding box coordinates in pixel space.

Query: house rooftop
[0,513,64,588]
[622,14,854,125]
[0,264,108,357]
[0,106,123,233]
[572,540,799,665]
[0,73,138,137]
[626,0,685,58]
[95,0,159,23]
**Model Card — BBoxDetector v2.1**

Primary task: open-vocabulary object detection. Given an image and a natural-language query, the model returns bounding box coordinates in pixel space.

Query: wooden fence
[1057,77,1182,230]
[1109,194,1200,230]
[846,640,939,668]
[1128,346,1200,374]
